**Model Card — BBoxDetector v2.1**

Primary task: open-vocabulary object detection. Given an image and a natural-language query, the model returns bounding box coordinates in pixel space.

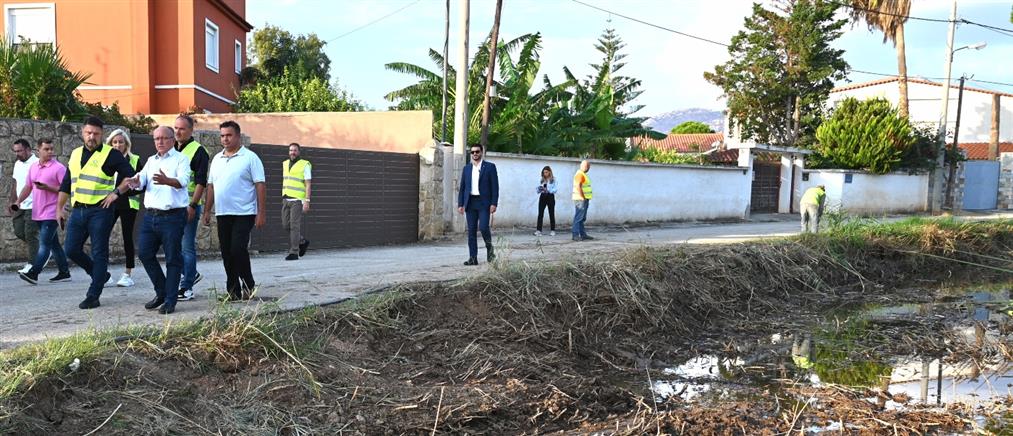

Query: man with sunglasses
[457,144,499,265]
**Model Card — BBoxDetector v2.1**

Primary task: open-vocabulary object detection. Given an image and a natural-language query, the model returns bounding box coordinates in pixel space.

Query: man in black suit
[457,144,499,265]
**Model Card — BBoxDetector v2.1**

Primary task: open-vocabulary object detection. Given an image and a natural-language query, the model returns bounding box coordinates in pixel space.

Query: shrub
[634,146,709,165]
[83,102,157,134]
[814,97,914,174]
[234,68,364,113]
[0,41,89,121]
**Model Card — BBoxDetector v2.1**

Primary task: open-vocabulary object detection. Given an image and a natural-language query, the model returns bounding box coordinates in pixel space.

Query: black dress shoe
[582,235,595,240]
[299,239,310,257]
[78,298,100,309]
[285,254,299,261]
[463,257,478,266]
[487,245,496,262]
[159,304,176,315]
[144,297,165,310]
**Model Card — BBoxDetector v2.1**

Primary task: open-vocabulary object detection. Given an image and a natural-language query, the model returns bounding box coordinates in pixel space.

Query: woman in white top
[534,166,557,236]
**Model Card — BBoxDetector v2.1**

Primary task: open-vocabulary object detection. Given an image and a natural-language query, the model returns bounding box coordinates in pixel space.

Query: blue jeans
[138,208,186,305]
[64,206,115,300]
[572,200,589,238]
[465,199,492,259]
[179,204,201,290]
[30,220,69,275]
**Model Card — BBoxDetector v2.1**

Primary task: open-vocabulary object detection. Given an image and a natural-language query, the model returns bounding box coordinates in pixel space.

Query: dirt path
[1,213,1008,348]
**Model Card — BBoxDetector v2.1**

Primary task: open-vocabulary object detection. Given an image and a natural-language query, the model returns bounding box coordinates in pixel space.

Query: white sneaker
[534,231,542,236]
[19,264,31,274]
[116,273,134,287]
[550,231,556,236]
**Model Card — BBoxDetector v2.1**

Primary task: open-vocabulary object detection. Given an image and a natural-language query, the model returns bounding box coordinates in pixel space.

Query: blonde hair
[105,128,132,157]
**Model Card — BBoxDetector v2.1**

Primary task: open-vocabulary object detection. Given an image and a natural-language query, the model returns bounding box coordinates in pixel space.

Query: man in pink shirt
[12,139,71,284]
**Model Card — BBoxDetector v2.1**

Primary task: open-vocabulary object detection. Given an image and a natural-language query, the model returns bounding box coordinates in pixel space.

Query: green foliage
[634,147,709,165]
[705,0,848,148]
[0,41,89,121]
[385,28,660,159]
[234,69,364,113]
[83,102,156,133]
[249,25,330,82]
[814,97,914,174]
[670,121,715,134]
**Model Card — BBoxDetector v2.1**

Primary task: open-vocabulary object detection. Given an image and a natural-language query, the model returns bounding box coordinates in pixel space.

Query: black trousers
[216,215,256,297]
[537,194,556,232]
[114,208,138,269]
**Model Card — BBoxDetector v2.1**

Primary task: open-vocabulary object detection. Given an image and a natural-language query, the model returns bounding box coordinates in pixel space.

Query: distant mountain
[644,108,724,134]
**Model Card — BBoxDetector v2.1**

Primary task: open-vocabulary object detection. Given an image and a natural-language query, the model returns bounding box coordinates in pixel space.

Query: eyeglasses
[470,150,482,155]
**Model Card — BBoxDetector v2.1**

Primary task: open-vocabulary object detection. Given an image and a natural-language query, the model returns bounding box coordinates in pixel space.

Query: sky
[246,0,1013,117]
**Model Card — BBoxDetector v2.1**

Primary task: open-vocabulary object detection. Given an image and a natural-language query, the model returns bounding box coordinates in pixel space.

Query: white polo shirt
[136,148,191,210]
[13,154,38,209]
[208,146,266,216]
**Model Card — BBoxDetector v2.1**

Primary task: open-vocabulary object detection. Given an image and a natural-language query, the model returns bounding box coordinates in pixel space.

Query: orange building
[1,0,252,114]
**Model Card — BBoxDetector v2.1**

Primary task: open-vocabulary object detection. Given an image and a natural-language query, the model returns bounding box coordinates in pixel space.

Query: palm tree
[849,0,911,118]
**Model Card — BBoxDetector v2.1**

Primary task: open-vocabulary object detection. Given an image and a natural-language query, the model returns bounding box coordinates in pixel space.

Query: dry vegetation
[1,218,1010,434]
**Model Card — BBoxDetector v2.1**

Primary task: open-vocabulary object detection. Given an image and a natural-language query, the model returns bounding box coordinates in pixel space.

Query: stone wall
[0,116,250,264]
[999,153,1013,210]
[0,118,128,263]
[417,140,445,240]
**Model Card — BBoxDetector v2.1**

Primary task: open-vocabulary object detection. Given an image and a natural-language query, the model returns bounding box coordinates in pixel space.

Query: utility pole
[453,0,470,157]
[440,0,450,143]
[932,0,958,213]
[451,0,470,233]
[945,75,966,208]
[479,0,503,149]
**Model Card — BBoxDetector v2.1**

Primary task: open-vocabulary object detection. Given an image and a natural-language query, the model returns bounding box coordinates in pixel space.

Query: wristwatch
[189,203,198,209]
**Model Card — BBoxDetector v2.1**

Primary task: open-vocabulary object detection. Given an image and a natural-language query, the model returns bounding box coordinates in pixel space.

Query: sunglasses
[470,150,482,155]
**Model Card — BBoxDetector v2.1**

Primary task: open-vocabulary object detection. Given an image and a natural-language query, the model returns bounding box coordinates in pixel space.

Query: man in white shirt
[202,121,266,301]
[121,126,191,315]
[8,139,39,273]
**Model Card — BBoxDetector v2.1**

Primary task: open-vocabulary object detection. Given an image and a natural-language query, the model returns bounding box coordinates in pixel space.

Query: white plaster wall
[480,152,751,227]
[796,170,929,215]
[830,82,1012,143]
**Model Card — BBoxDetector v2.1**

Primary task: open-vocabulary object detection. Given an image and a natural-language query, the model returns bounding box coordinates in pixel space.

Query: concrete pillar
[738,147,754,218]
[998,152,1013,210]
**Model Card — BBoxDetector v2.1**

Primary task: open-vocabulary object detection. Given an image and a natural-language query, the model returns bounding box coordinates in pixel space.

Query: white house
[829,77,1012,147]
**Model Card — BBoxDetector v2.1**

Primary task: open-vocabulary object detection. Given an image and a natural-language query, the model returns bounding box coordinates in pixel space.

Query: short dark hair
[37,138,53,147]
[288,142,301,149]
[469,143,484,151]
[176,114,195,128]
[83,116,104,129]
[12,138,30,150]
[219,120,241,134]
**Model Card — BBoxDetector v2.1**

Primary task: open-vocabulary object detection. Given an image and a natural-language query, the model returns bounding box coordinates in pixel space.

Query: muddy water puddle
[652,289,1012,412]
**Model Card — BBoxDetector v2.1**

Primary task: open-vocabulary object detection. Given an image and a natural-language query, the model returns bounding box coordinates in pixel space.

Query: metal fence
[129,135,420,252]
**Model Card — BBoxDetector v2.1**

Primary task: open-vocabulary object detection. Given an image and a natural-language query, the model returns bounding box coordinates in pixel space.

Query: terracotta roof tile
[632,133,724,153]
[832,77,1013,98]
[957,142,1013,160]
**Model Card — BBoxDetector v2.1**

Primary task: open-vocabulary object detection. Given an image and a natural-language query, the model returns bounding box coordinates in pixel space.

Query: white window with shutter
[4,3,56,48]
[234,40,242,74]
[205,19,219,73]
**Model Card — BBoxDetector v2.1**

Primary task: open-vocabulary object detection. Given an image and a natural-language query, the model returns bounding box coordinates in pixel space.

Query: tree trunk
[479,0,503,149]
[896,24,909,118]
[989,94,1000,160]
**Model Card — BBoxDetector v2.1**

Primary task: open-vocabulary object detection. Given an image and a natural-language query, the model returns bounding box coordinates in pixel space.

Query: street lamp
[939,41,987,140]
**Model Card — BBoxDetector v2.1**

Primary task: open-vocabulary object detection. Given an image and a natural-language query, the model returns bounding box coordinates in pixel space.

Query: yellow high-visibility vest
[282,159,310,200]
[572,170,592,200]
[128,154,140,210]
[69,145,116,205]
[179,140,205,205]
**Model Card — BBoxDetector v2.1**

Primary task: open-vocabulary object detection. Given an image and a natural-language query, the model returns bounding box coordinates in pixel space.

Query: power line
[326,0,422,43]
[566,0,1013,90]
[831,1,951,23]
[567,0,729,47]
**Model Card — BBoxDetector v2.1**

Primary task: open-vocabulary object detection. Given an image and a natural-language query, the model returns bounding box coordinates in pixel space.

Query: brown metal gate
[248,144,420,252]
[750,161,780,213]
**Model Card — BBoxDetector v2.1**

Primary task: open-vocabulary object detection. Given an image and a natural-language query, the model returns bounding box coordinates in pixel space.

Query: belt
[146,207,185,216]
[73,202,102,208]
[469,195,481,198]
